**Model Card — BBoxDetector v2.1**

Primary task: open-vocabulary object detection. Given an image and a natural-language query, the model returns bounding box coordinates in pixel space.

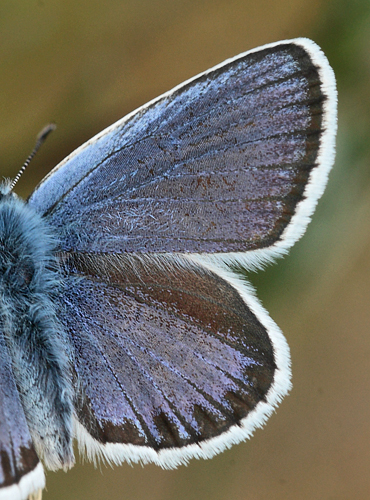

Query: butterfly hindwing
[58,253,289,467]
[0,330,45,500]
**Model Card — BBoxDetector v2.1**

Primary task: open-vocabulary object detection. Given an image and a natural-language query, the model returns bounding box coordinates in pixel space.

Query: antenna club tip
[37,123,56,142]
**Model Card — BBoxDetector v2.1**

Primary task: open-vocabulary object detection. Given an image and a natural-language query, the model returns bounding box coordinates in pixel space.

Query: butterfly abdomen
[0,184,74,472]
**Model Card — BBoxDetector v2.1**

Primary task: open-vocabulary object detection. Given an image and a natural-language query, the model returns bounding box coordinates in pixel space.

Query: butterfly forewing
[28,41,331,257]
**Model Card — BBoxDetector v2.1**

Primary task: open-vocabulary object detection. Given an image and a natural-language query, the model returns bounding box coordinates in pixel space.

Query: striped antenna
[10,123,56,191]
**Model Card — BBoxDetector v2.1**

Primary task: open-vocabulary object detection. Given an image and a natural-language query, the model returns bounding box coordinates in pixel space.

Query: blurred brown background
[1,0,369,499]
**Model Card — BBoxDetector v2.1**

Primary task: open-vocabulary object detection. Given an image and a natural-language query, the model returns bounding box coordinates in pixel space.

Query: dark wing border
[1,464,44,500]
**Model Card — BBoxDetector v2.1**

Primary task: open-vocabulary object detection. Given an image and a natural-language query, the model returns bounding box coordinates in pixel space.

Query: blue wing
[59,253,288,467]
[0,331,45,500]
[28,39,336,261]
[24,39,336,467]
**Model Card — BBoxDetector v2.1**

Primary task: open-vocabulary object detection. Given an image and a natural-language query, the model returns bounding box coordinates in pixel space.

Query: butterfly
[0,38,337,500]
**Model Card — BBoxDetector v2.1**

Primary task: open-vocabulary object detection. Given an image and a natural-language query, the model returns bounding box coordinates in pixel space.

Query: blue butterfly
[0,38,337,500]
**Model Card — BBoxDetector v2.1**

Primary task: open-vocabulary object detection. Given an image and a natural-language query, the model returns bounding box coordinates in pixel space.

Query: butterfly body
[0,185,73,478]
[0,38,337,500]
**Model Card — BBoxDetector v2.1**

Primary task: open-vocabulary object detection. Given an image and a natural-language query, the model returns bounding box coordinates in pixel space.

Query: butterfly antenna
[9,123,56,191]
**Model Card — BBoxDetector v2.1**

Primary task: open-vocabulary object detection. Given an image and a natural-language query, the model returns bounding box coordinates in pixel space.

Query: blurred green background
[1,0,370,499]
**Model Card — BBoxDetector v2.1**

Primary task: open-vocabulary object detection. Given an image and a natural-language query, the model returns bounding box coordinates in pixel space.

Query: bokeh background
[1,0,369,499]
